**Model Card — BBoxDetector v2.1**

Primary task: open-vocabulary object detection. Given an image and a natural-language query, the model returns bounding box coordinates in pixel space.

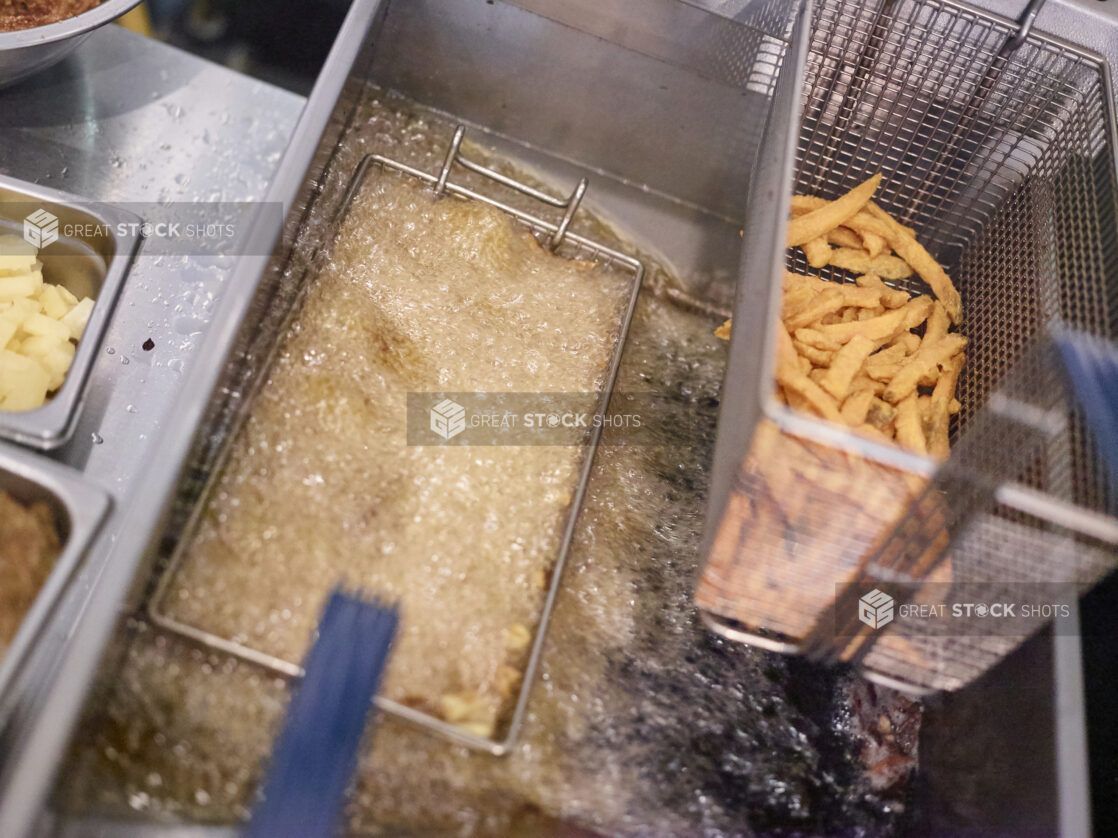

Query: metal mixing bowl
[0,0,142,88]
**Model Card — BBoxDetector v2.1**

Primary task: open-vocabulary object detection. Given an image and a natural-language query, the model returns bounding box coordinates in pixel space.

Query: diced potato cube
[0,316,17,352]
[0,351,50,411]
[0,270,43,300]
[0,236,38,278]
[37,284,71,319]
[55,285,80,307]
[0,255,37,277]
[20,335,75,391]
[21,312,72,343]
[61,297,94,341]
[9,295,41,318]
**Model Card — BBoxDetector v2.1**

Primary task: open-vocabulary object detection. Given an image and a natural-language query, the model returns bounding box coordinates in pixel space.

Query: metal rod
[911,0,1050,226]
[434,125,464,197]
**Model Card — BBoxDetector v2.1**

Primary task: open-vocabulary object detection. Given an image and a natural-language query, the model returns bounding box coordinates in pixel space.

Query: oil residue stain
[55,93,911,836]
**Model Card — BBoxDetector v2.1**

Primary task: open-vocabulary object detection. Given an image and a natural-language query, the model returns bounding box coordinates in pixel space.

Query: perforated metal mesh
[795,0,1118,477]
[699,0,1118,693]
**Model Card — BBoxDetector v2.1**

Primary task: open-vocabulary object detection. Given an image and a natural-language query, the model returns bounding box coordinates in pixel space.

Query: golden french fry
[827,226,864,249]
[840,388,875,426]
[864,343,907,380]
[782,286,817,321]
[782,386,813,415]
[883,333,969,403]
[949,397,961,414]
[782,375,843,422]
[892,332,922,354]
[794,328,842,351]
[866,362,904,383]
[918,394,934,425]
[926,354,964,459]
[837,284,883,308]
[793,340,834,367]
[802,237,832,269]
[923,301,950,346]
[856,273,909,308]
[873,342,909,364]
[821,334,876,400]
[792,197,898,238]
[775,322,843,422]
[784,270,832,292]
[857,306,886,321]
[861,230,888,258]
[856,421,892,441]
[899,295,935,331]
[827,247,914,280]
[895,392,927,454]
[816,305,907,344]
[714,318,732,340]
[784,286,845,331]
[775,320,800,375]
[917,369,941,388]
[789,195,822,212]
[867,203,962,322]
[786,174,882,248]
[849,373,885,395]
[867,202,918,237]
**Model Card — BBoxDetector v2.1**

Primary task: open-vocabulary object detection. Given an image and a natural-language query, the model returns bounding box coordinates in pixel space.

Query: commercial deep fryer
[0,0,1110,834]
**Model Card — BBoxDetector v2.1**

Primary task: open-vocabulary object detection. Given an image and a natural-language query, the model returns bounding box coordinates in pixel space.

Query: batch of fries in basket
[716,174,967,460]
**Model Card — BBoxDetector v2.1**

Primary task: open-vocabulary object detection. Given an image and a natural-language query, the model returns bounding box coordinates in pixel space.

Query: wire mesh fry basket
[145,126,649,755]
[697,0,1118,694]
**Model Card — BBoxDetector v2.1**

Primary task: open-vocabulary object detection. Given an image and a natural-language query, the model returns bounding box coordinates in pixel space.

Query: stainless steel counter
[0,25,303,489]
[0,25,303,833]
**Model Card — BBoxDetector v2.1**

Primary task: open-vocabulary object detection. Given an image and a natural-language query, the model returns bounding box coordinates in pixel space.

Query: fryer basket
[698,0,1118,693]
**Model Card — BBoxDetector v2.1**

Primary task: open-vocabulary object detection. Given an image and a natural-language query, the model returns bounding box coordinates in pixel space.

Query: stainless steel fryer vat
[0,0,1111,835]
[0,0,799,831]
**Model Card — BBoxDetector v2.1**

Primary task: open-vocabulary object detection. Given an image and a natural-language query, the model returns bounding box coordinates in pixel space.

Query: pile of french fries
[716,175,967,459]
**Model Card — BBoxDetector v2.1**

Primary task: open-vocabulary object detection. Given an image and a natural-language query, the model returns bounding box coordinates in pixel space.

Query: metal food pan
[0,174,142,449]
[0,441,110,713]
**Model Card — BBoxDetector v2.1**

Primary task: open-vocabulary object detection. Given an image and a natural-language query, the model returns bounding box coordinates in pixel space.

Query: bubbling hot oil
[165,173,630,735]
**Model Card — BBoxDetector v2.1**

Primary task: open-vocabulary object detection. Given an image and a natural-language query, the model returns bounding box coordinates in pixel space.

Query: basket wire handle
[820,0,1048,220]
[905,0,1049,225]
[336,126,588,252]
[434,125,588,251]
[1003,0,1047,55]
